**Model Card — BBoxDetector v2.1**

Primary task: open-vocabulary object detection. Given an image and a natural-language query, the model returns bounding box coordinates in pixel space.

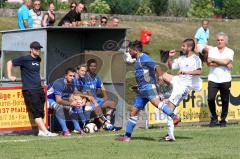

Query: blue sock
[161,104,174,116]
[125,116,138,138]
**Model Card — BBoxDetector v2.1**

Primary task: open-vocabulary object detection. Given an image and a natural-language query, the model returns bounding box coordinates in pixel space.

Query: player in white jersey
[160,38,203,141]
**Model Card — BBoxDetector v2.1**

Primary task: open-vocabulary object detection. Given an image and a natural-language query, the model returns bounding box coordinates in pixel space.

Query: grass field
[0,125,239,159]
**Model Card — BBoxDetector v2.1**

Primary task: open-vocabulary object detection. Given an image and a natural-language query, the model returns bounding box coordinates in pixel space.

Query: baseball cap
[30,41,43,49]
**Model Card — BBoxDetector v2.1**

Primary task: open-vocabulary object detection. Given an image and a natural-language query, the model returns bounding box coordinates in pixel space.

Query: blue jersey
[12,55,42,90]
[135,53,157,89]
[84,73,103,97]
[73,77,89,93]
[47,78,75,105]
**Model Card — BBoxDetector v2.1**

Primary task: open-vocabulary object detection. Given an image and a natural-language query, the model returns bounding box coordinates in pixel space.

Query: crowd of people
[17,0,120,29]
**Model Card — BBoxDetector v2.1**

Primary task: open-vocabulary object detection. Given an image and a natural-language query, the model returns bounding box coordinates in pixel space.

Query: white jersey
[29,9,43,28]
[208,47,234,83]
[172,54,202,91]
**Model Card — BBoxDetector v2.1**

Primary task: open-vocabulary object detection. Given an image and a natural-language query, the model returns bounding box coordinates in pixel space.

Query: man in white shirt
[29,0,43,28]
[160,38,203,141]
[207,32,234,127]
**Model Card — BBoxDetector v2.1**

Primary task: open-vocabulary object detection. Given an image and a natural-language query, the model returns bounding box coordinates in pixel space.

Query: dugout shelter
[0,27,128,131]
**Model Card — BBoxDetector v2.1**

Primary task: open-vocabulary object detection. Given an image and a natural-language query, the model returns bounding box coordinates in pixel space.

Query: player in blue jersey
[116,40,180,142]
[85,59,116,125]
[73,64,115,131]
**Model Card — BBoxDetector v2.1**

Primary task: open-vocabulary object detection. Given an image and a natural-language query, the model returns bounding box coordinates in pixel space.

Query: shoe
[104,123,114,131]
[79,129,86,135]
[38,130,58,137]
[209,118,218,127]
[63,130,71,136]
[220,120,227,127]
[173,115,181,126]
[164,135,175,142]
[116,136,130,142]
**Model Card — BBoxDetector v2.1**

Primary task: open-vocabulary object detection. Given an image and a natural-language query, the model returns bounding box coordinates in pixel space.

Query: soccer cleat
[38,130,58,137]
[164,135,175,142]
[116,136,131,142]
[173,115,181,125]
[160,50,170,63]
[63,130,71,136]
[103,122,114,131]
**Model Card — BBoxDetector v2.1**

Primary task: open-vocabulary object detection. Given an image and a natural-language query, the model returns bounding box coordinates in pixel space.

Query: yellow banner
[148,81,240,124]
[0,87,48,131]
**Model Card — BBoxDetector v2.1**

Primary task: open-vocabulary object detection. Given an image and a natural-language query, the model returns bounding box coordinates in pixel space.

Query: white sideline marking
[0,126,238,144]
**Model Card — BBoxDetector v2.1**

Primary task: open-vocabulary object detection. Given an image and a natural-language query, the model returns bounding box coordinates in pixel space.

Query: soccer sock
[167,116,174,137]
[158,103,174,116]
[125,116,138,138]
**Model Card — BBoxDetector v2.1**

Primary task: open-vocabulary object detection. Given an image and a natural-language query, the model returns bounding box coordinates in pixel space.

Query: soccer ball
[84,123,98,133]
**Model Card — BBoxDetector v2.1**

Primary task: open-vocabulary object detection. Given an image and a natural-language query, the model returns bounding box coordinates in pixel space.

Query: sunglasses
[71,5,76,8]
[101,21,107,24]
[34,3,40,5]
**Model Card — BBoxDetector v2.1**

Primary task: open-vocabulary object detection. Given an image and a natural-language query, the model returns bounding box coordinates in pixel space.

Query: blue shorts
[133,84,160,109]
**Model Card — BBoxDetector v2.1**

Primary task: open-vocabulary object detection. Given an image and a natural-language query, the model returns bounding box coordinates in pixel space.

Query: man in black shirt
[58,3,84,26]
[7,41,58,137]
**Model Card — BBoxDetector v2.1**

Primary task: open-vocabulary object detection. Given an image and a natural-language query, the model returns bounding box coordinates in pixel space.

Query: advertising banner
[0,87,48,131]
[148,81,240,124]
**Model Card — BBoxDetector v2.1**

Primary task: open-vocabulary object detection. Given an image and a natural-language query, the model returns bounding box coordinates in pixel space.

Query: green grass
[0,125,239,159]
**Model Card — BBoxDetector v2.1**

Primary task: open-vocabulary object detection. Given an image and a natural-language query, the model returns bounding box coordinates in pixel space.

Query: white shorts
[169,76,191,106]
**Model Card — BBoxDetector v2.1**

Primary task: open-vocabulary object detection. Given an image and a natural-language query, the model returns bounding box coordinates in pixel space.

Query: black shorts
[22,88,46,119]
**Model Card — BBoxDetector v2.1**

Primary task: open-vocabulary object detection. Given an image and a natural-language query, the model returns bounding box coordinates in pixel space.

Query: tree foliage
[188,0,214,18]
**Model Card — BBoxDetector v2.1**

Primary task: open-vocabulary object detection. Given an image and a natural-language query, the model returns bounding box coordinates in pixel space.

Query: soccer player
[85,59,116,125]
[74,64,115,131]
[161,38,203,141]
[116,40,180,142]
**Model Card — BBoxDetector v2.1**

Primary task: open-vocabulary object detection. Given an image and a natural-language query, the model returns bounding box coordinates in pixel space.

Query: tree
[188,0,214,18]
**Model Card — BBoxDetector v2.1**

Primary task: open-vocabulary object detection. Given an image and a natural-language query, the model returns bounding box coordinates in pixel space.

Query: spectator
[58,3,84,26]
[47,68,80,136]
[17,0,33,29]
[207,32,234,127]
[7,41,57,137]
[42,2,55,27]
[99,16,108,27]
[88,15,97,26]
[111,17,120,27]
[85,59,116,124]
[70,2,77,11]
[194,19,210,53]
[29,0,43,28]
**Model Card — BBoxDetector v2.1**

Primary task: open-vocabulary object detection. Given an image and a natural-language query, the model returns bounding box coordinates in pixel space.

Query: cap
[30,41,43,49]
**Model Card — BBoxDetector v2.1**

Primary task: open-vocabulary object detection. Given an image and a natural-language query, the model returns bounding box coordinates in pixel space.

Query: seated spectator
[111,17,120,27]
[58,3,84,26]
[85,59,116,124]
[29,0,43,28]
[99,16,108,27]
[17,0,33,29]
[88,15,97,26]
[81,21,89,26]
[42,2,55,27]
[62,20,72,27]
